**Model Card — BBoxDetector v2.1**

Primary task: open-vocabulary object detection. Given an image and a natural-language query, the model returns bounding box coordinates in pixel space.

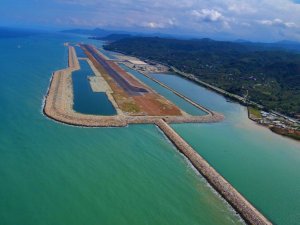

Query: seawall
[43,44,272,224]
[43,45,224,127]
[155,119,272,225]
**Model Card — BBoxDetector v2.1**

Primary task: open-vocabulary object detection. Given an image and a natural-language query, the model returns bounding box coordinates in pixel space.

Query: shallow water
[0,32,243,225]
[151,73,300,225]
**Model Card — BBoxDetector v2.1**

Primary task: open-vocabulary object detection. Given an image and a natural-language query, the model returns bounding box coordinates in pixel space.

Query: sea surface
[150,73,300,225]
[0,31,243,225]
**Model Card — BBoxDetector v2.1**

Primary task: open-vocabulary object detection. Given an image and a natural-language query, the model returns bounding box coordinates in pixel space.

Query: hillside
[105,37,300,117]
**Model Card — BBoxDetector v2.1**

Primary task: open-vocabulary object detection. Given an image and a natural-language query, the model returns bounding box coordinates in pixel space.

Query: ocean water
[0,31,243,225]
[151,73,300,225]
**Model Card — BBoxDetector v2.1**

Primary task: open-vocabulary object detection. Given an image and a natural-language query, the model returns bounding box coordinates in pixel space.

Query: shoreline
[43,44,272,225]
[165,66,300,142]
[43,45,224,127]
[156,119,272,225]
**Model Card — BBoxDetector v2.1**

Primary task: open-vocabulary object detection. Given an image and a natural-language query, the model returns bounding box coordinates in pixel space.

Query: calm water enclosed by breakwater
[72,60,116,115]
[120,64,207,116]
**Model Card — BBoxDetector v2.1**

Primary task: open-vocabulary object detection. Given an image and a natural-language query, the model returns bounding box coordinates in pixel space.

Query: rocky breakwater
[156,119,272,225]
[43,46,127,127]
[44,45,224,127]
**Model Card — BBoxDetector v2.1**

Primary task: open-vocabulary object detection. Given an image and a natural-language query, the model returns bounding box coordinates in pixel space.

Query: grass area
[248,107,262,119]
[121,101,140,113]
[111,92,141,113]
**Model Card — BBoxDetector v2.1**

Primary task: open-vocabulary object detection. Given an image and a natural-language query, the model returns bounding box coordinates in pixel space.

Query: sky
[1,0,300,41]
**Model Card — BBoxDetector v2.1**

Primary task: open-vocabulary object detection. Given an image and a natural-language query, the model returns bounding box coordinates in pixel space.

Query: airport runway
[82,44,148,96]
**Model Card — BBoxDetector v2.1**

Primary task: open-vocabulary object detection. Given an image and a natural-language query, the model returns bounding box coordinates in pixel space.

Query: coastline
[43,45,224,127]
[43,43,272,225]
[168,66,300,141]
[156,119,272,225]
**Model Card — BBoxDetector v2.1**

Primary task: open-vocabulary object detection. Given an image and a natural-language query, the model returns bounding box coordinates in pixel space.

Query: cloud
[258,18,297,28]
[228,3,256,14]
[191,9,224,22]
[2,0,300,41]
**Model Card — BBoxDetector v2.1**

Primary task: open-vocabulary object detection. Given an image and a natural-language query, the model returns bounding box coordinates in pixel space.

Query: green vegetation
[105,37,300,117]
[248,107,262,119]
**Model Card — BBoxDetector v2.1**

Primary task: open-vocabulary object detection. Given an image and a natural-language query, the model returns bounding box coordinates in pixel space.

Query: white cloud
[258,18,297,28]
[191,9,224,22]
[141,18,176,29]
[10,0,300,41]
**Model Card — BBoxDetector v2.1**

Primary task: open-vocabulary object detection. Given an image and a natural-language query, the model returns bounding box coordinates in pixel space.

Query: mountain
[90,34,133,41]
[61,28,129,37]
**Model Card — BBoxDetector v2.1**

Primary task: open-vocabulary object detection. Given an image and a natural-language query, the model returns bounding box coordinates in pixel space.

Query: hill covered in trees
[105,37,300,117]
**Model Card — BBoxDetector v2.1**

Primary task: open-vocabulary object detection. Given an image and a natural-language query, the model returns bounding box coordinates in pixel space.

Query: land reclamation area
[43,42,272,225]
[105,37,300,118]
[44,43,223,127]
[1,31,300,225]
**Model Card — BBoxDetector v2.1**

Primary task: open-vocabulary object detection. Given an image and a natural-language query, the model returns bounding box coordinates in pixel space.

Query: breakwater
[42,44,273,225]
[155,119,272,225]
[43,45,224,127]
[128,66,220,117]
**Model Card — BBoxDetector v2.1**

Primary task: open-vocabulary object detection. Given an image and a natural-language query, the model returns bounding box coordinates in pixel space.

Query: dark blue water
[0,27,38,38]
[72,60,116,115]
[75,46,86,58]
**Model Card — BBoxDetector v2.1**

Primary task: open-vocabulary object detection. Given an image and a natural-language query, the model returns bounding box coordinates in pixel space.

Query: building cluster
[258,111,299,130]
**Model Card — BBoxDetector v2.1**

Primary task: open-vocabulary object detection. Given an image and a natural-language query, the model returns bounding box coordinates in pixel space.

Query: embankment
[123,64,223,119]
[44,44,224,127]
[43,45,272,225]
[43,46,127,127]
[156,119,272,225]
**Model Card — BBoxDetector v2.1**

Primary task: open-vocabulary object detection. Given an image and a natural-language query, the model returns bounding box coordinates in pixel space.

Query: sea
[0,29,299,225]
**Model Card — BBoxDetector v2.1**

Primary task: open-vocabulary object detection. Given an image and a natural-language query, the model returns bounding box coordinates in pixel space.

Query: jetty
[43,44,272,225]
[156,119,271,225]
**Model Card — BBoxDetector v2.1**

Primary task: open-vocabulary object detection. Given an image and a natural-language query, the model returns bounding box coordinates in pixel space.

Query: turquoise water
[72,60,116,115]
[151,73,300,225]
[0,32,243,225]
[119,64,206,116]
